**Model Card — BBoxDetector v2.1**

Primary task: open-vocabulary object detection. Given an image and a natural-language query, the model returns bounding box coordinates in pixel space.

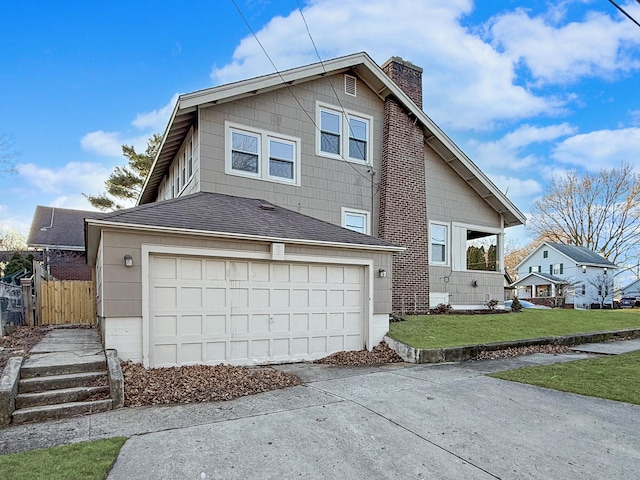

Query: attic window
[345,75,357,96]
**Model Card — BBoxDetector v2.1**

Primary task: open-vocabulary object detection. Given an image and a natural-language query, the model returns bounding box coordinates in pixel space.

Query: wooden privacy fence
[39,280,96,325]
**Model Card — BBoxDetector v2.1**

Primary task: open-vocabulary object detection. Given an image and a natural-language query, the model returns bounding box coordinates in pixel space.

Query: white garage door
[148,255,366,367]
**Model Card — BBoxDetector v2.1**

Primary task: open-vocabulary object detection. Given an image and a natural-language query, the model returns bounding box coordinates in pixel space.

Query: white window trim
[341,207,370,235]
[316,101,373,164]
[225,121,301,186]
[429,221,449,266]
[451,222,503,273]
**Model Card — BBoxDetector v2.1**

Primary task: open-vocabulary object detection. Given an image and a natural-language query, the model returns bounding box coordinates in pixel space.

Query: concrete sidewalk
[1,338,639,479]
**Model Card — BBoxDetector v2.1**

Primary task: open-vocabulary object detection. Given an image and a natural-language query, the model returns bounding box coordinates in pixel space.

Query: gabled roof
[516,242,617,270]
[510,271,569,288]
[27,206,104,251]
[139,52,525,227]
[86,192,404,259]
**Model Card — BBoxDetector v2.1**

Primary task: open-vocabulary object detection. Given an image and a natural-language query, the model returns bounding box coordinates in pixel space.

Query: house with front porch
[512,242,617,308]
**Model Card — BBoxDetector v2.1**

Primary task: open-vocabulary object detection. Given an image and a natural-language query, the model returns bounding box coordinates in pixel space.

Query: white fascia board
[85,219,405,253]
[180,53,370,110]
[138,100,182,202]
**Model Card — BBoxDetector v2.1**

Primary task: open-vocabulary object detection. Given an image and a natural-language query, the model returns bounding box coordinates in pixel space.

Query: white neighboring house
[512,242,617,309]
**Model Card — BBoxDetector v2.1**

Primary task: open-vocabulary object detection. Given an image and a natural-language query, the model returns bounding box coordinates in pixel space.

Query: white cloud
[50,195,105,211]
[490,174,542,200]
[210,0,560,131]
[80,130,150,157]
[132,93,179,131]
[471,123,576,169]
[551,127,640,170]
[0,214,32,238]
[488,4,640,85]
[17,162,111,195]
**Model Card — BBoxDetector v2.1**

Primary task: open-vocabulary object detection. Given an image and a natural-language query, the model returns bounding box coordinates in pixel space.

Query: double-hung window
[430,222,448,265]
[317,102,371,163]
[226,122,300,185]
[320,109,341,155]
[231,130,260,174]
[348,115,368,161]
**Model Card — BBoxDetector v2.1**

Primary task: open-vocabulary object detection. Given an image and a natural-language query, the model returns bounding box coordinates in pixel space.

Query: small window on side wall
[430,222,448,265]
[342,208,369,235]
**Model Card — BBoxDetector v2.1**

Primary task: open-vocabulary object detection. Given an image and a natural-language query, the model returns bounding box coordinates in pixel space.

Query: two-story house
[512,242,617,308]
[85,52,525,367]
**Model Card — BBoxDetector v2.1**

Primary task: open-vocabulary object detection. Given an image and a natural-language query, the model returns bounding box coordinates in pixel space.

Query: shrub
[485,299,499,311]
[510,297,523,313]
[432,303,452,315]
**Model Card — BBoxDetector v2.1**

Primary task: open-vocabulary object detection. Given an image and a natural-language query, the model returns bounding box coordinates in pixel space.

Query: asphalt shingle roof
[548,243,617,267]
[27,206,104,249]
[94,192,400,249]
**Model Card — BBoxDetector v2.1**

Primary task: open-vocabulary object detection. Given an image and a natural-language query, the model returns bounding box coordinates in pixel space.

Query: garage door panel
[149,255,365,367]
[230,314,248,333]
[181,287,202,308]
[205,260,226,280]
[229,262,249,281]
[205,288,226,308]
[153,287,177,308]
[272,264,290,282]
[180,259,203,280]
[291,313,309,331]
[154,315,177,336]
[182,343,202,364]
[205,315,226,335]
[182,315,203,335]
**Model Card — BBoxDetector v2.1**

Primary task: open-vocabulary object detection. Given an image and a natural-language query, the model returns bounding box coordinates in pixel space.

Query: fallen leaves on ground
[313,341,404,365]
[121,361,302,407]
[0,326,51,369]
[473,344,572,360]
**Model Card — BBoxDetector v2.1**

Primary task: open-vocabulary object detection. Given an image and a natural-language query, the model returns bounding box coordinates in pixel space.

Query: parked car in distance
[504,299,552,310]
[619,297,637,308]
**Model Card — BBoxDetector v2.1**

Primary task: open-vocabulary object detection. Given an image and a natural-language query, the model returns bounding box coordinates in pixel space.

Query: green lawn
[388,308,640,349]
[0,437,126,480]
[490,350,640,405]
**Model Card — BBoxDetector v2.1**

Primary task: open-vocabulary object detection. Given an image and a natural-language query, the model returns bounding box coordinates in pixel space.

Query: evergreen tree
[85,133,161,211]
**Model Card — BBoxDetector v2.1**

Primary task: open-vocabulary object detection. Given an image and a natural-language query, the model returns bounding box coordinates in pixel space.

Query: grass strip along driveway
[491,350,640,405]
[0,437,126,480]
[388,309,640,349]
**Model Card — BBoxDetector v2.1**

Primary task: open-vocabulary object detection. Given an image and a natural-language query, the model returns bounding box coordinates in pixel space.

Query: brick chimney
[378,57,429,314]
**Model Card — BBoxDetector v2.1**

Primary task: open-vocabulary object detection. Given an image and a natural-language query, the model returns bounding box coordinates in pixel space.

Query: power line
[229,0,377,186]
[608,0,640,28]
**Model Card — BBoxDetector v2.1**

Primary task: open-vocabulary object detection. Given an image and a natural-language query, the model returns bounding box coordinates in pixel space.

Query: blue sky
[1,0,640,248]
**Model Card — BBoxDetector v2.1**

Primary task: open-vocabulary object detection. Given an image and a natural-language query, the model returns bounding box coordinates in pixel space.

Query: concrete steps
[12,399,112,425]
[9,328,115,424]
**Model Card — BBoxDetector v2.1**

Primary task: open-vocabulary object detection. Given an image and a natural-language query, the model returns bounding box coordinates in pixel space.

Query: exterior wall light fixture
[582,265,587,274]
[378,269,387,278]
[124,254,133,267]
[603,267,608,275]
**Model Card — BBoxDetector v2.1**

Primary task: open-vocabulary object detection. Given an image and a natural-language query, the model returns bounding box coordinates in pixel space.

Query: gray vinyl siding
[100,229,393,318]
[197,74,383,234]
[425,144,504,305]
[425,145,501,227]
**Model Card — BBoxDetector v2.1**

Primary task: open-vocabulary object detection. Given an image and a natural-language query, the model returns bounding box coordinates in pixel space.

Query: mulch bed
[0,326,51,370]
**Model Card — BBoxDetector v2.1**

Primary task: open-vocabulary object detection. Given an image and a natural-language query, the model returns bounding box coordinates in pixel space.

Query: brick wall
[48,251,93,281]
[379,58,429,314]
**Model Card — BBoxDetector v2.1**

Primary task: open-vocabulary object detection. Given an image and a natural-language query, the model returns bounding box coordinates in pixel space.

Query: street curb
[384,328,640,364]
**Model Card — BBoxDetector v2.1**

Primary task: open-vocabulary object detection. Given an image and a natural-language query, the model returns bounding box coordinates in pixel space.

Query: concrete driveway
[2,351,639,479]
